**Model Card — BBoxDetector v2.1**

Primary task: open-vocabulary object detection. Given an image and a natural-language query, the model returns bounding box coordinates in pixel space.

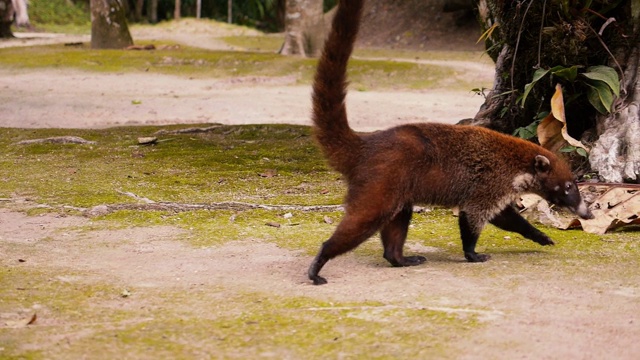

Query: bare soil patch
[2,208,639,358]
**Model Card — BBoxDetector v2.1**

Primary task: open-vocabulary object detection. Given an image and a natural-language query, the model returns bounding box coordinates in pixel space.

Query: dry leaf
[265,222,281,228]
[537,84,590,153]
[323,216,333,224]
[571,185,640,234]
[27,313,37,325]
[5,313,37,328]
[258,169,278,178]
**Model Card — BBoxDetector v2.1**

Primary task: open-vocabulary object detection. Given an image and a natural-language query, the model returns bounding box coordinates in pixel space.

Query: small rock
[137,137,158,145]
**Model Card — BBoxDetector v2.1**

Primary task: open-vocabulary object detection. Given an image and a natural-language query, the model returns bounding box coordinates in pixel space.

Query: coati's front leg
[380,205,426,267]
[458,211,491,262]
[489,205,554,246]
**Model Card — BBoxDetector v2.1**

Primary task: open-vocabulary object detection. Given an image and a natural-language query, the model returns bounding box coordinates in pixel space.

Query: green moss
[222,34,284,52]
[0,125,343,208]
[29,0,89,26]
[1,263,478,359]
[0,45,479,91]
[354,48,488,62]
[0,266,132,358]
[35,290,474,359]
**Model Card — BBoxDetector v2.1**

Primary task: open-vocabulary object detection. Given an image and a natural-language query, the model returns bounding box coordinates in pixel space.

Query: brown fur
[308,0,593,285]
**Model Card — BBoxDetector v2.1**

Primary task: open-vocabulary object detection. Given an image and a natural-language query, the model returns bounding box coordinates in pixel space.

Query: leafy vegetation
[29,0,89,26]
[519,65,620,114]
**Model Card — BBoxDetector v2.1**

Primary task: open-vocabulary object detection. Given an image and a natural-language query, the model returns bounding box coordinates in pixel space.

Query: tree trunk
[0,0,14,38]
[134,0,144,22]
[91,0,134,49]
[472,0,640,183]
[279,0,324,57]
[148,0,158,24]
[174,0,181,20]
[12,0,29,27]
[589,10,640,183]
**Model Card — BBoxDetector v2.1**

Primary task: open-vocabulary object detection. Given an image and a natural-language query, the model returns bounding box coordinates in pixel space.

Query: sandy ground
[0,68,485,131]
[2,208,639,358]
[1,30,639,358]
[0,30,488,131]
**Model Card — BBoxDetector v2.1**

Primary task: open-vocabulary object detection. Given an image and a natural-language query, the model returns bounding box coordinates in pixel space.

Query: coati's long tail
[311,0,365,177]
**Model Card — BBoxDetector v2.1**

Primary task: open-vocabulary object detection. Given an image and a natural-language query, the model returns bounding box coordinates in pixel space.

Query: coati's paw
[402,255,427,266]
[535,236,555,246]
[385,255,427,267]
[464,252,491,263]
[310,275,328,285]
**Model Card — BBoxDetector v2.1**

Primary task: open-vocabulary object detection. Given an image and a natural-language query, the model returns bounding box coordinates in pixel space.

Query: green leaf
[582,66,620,96]
[520,68,551,107]
[513,120,539,139]
[576,147,588,157]
[560,146,577,153]
[585,83,611,114]
[552,65,579,82]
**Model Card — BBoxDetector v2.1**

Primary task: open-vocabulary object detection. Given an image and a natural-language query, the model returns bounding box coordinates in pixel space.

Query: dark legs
[459,205,554,264]
[381,205,426,267]
[308,212,383,285]
[459,211,491,262]
[489,205,554,245]
[308,203,425,285]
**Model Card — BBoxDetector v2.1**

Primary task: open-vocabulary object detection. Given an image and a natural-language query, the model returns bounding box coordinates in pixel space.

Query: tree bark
[174,0,181,20]
[148,0,158,24]
[91,0,134,49]
[11,0,29,27]
[279,0,324,57]
[0,0,14,38]
[472,0,640,183]
[589,9,640,183]
[134,0,144,22]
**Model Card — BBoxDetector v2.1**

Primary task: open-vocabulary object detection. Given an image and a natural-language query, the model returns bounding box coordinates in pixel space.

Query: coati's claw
[402,255,427,266]
[535,237,555,246]
[311,275,328,285]
[464,252,491,262]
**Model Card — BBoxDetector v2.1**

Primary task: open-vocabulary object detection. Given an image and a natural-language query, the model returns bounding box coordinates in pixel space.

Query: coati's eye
[564,182,573,194]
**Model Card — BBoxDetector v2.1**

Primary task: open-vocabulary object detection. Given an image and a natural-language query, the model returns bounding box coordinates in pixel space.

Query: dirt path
[1,68,484,131]
[1,27,489,131]
[2,208,639,358]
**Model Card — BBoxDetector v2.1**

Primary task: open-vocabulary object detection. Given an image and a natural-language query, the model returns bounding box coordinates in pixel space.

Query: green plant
[519,65,619,114]
[29,0,89,26]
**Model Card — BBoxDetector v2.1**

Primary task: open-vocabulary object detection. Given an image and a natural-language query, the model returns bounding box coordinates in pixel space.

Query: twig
[536,0,547,68]
[511,0,535,91]
[154,125,222,135]
[116,190,156,204]
[83,202,346,217]
[16,136,97,145]
[584,21,626,93]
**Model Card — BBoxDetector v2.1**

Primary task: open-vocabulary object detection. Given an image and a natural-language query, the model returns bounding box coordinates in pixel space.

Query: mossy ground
[1,124,638,359]
[0,40,481,92]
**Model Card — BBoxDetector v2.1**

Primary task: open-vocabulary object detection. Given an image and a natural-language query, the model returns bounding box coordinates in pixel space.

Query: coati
[308,0,595,285]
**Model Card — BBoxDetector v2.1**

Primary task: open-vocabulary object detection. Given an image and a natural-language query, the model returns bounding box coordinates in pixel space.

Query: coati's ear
[534,155,551,174]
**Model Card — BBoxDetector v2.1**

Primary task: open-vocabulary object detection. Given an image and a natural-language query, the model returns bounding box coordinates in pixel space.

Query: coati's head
[534,155,594,220]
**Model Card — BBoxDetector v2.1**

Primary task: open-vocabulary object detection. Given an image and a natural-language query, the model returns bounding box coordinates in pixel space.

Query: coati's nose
[575,201,595,220]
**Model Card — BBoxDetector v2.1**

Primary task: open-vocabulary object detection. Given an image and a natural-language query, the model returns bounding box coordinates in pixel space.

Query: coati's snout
[534,155,595,220]
[555,181,595,219]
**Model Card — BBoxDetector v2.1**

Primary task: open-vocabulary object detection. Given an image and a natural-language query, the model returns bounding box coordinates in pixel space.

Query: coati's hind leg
[490,205,554,246]
[308,213,384,285]
[458,211,491,262]
[381,204,426,267]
